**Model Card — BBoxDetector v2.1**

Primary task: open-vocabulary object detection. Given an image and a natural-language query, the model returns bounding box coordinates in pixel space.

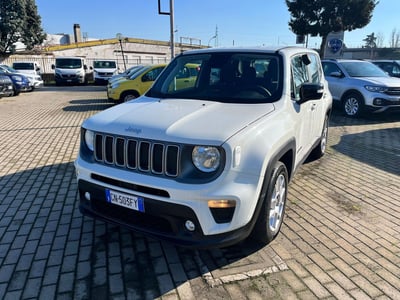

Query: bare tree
[376,32,384,48]
[390,28,400,48]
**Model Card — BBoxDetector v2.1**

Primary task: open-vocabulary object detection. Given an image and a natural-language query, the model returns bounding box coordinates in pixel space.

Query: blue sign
[328,38,343,54]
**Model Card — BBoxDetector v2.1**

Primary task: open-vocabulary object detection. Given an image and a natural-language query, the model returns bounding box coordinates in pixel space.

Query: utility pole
[116,33,127,71]
[158,0,175,59]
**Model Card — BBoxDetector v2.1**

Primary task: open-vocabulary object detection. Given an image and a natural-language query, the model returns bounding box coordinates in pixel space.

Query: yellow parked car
[107,64,166,102]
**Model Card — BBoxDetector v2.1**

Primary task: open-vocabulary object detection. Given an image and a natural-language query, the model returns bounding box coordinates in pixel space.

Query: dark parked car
[0,72,32,96]
[370,60,400,78]
[0,75,14,97]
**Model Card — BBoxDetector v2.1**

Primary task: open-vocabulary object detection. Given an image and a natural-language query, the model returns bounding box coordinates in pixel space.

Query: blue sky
[35,0,399,49]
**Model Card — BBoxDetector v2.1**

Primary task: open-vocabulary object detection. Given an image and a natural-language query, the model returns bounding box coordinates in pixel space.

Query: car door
[291,54,314,160]
[307,54,326,143]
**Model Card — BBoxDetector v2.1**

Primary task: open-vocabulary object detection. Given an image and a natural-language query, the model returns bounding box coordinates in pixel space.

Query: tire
[121,91,138,103]
[251,161,288,244]
[342,92,364,117]
[309,115,329,160]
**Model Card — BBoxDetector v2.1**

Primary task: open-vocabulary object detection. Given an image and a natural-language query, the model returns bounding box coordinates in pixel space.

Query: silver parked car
[322,59,400,117]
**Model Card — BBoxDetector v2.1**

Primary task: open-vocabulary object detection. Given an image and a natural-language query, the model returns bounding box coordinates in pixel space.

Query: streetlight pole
[158,0,175,59]
[208,35,216,47]
[170,0,174,58]
[116,33,127,71]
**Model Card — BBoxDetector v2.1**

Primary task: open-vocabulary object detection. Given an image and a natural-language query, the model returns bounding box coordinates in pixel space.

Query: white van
[11,61,44,89]
[51,57,87,85]
[92,60,118,85]
[12,61,42,76]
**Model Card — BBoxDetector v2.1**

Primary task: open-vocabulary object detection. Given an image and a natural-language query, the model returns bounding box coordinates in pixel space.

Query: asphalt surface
[0,86,399,299]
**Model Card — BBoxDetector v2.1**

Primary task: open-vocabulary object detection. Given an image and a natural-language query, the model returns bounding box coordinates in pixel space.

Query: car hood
[355,76,400,86]
[84,96,276,144]
[94,68,117,72]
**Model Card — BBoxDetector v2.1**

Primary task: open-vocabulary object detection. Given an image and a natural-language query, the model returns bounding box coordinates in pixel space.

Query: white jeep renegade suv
[75,47,332,248]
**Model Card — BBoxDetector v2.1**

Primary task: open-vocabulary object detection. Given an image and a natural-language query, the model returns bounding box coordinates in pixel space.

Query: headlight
[365,85,388,93]
[11,75,22,82]
[192,146,220,172]
[111,82,120,89]
[84,129,95,151]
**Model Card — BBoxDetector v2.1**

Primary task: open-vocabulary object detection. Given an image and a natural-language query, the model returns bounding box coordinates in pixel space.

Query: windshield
[148,52,282,103]
[129,66,149,80]
[341,61,388,77]
[13,62,34,70]
[93,61,116,68]
[126,65,144,76]
[56,58,83,69]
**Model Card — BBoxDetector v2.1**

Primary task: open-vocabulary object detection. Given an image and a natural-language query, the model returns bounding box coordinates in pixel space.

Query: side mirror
[298,83,324,103]
[51,64,55,70]
[329,71,343,78]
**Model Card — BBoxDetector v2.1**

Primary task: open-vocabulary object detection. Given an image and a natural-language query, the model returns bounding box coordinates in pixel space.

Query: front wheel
[120,91,139,103]
[342,93,364,117]
[251,161,288,244]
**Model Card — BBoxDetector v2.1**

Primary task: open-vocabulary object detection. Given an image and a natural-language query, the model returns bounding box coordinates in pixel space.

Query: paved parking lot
[0,86,399,299]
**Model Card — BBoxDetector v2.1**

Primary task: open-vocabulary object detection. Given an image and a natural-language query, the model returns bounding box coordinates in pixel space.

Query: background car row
[0,63,44,98]
[4,56,400,120]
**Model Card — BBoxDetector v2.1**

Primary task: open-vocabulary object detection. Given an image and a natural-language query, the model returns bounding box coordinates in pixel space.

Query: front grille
[61,74,77,79]
[94,133,180,177]
[385,87,400,96]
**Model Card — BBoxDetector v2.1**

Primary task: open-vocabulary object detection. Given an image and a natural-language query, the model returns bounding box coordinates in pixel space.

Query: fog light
[208,199,236,224]
[373,98,386,106]
[208,199,236,208]
[185,220,195,232]
[84,192,91,201]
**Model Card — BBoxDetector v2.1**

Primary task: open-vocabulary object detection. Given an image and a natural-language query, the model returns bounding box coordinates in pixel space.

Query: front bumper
[78,179,254,248]
[364,93,400,113]
[74,149,265,248]
[55,74,85,84]
[16,82,32,92]
[33,80,44,88]
[106,87,120,101]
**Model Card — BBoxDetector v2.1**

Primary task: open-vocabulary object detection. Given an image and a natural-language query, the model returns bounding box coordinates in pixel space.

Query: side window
[322,62,340,77]
[142,67,164,82]
[291,55,309,100]
[176,67,190,79]
[392,64,400,76]
[308,54,322,84]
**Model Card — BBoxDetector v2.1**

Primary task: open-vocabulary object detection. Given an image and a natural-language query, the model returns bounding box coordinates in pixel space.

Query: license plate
[105,189,145,212]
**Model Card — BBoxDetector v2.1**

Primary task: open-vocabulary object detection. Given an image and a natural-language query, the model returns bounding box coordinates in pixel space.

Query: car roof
[179,46,318,56]
[370,59,399,63]
[322,59,374,64]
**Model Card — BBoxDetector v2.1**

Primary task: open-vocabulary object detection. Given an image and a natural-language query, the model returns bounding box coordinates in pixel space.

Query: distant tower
[73,24,82,43]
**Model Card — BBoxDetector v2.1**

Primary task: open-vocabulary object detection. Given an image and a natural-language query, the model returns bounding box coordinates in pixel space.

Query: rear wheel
[309,115,329,160]
[251,161,288,244]
[342,92,364,117]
